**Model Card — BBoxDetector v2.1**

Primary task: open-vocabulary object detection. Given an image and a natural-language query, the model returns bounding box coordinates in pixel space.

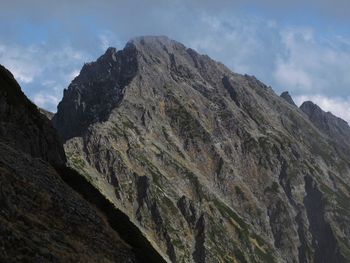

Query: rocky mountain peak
[52,35,223,141]
[128,35,228,81]
[52,43,138,141]
[300,100,321,113]
[52,36,350,262]
[92,46,118,65]
[300,100,350,148]
[280,91,296,106]
[104,46,118,56]
[300,100,349,129]
[129,35,187,54]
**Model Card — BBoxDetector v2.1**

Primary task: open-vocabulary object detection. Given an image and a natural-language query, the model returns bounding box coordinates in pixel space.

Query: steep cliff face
[53,36,350,263]
[0,64,163,262]
[53,46,138,141]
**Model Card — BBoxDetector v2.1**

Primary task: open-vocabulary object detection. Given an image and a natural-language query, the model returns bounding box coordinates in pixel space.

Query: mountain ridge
[52,36,350,262]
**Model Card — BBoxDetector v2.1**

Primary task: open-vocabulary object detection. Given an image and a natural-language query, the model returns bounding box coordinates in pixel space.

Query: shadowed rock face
[54,36,350,263]
[52,45,138,141]
[0,65,66,166]
[0,65,166,262]
[0,142,137,262]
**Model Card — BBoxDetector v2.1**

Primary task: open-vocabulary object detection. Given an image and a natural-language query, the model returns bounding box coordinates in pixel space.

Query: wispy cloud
[185,14,281,77]
[0,42,92,112]
[273,27,350,98]
[0,1,349,122]
[99,31,122,52]
[0,44,43,83]
[33,93,60,110]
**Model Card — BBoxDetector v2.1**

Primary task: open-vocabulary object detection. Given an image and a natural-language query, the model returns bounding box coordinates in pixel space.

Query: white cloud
[0,44,43,83]
[99,31,122,52]
[185,14,280,76]
[273,27,350,96]
[100,34,111,51]
[0,42,92,111]
[274,62,313,91]
[33,93,60,110]
[0,11,349,121]
[295,94,350,123]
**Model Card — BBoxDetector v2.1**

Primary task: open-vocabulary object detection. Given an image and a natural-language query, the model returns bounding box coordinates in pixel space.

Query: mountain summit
[53,36,350,263]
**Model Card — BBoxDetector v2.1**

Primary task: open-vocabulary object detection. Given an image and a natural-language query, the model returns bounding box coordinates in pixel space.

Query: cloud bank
[0,1,349,123]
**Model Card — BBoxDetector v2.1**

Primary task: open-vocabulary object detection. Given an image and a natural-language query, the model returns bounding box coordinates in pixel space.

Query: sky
[0,0,350,122]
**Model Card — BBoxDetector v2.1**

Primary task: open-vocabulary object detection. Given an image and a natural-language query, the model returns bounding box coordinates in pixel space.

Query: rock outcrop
[280,91,297,107]
[53,36,350,263]
[300,101,350,148]
[39,107,55,120]
[53,46,138,141]
[0,64,164,262]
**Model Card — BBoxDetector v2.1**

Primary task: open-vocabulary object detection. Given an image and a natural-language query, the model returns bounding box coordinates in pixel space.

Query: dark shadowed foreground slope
[53,36,350,263]
[0,65,165,262]
[0,65,66,166]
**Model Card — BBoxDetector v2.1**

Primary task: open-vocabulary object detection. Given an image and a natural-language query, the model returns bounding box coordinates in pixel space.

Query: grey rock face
[280,91,297,106]
[54,36,350,263]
